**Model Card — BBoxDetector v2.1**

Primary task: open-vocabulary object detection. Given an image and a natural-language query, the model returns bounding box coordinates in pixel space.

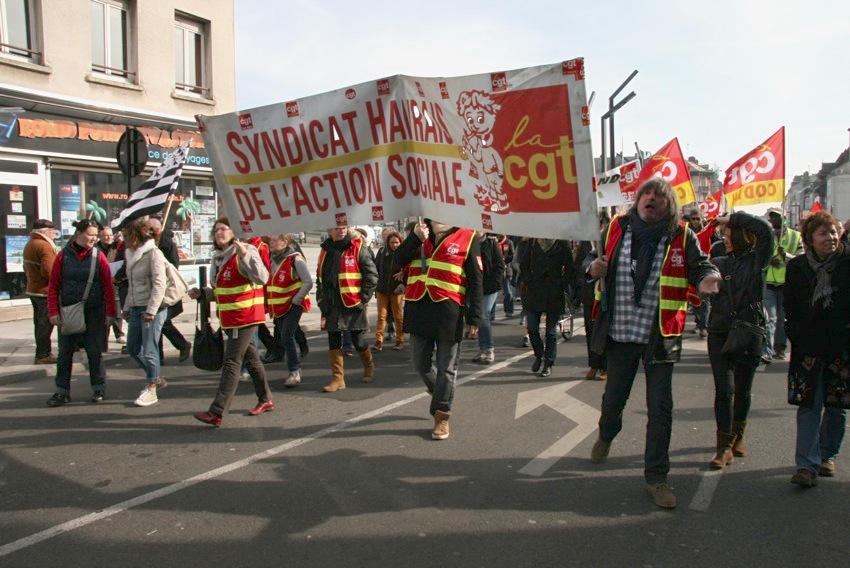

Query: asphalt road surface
[1,310,848,567]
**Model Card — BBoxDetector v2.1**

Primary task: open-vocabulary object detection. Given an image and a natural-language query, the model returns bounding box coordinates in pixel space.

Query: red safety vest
[317,238,364,308]
[267,254,312,318]
[215,253,266,329]
[405,228,474,305]
[592,217,691,337]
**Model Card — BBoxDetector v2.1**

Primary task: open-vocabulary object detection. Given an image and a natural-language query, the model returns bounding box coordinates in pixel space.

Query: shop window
[174,14,209,97]
[90,0,135,81]
[0,182,37,299]
[0,0,40,63]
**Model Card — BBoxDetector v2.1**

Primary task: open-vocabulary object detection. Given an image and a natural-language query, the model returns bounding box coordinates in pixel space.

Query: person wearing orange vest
[267,232,313,388]
[586,178,721,509]
[393,219,483,440]
[316,226,378,392]
[188,216,273,427]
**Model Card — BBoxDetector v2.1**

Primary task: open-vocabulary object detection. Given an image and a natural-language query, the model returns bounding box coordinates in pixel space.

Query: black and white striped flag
[111,139,192,231]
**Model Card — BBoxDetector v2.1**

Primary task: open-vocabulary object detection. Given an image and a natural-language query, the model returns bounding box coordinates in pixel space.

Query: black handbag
[193,295,224,372]
[720,274,765,360]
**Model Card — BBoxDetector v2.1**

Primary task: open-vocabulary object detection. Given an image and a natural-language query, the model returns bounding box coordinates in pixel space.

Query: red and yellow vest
[317,238,364,308]
[267,254,312,318]
[215,253,266,329]
[592,217,691,337]
[405,228,474,305]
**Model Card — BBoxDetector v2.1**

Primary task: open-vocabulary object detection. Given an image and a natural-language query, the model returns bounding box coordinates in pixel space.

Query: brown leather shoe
[34,355,57,365]
[432,410,450,440]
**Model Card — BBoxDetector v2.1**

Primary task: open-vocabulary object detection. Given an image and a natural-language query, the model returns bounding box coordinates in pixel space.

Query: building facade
[0,0,234,308]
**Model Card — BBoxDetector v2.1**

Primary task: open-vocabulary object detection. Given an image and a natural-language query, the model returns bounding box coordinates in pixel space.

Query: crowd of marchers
[20,177,848,509]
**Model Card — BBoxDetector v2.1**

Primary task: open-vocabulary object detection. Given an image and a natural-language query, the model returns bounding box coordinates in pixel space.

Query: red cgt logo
[415,81,425,96]
[335,213,348,226]
[345,88,357,100]
[377,79,390,96]
[491,72,508,92]
[240,220,253,233]
[371,206,384,221]
[238,113,253,130]
[481,213,493,230]
[286,101,299,118]
[439,81,449,100]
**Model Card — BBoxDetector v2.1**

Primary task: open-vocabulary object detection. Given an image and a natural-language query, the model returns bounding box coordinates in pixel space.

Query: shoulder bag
[192,293,224,372]
[720,273,766,360]
[60,251,97,335]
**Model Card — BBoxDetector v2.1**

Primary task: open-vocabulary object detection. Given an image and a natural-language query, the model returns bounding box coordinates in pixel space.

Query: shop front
[0,107,221,306]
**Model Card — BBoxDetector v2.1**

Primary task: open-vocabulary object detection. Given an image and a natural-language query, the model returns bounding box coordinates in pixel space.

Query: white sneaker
[284,371,301,388]
[117,336,127,344]
[134,388,158,407]
[241,371,251,381]
[482,350,494,364]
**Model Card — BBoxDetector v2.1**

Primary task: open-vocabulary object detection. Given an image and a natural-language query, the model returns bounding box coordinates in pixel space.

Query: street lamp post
[600,70,638,171]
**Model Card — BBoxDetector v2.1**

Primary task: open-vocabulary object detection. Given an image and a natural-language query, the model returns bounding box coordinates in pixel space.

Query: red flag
[809,200,823,214]
[698,189,724,220]
[723,127,785,208]
[636,138,696,205]
[695,218,718,254]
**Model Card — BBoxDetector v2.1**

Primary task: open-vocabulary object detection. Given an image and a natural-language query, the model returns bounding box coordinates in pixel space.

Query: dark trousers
[707,332,757,432]
[274,306,303,372]
[268,323,307,357]
[210,324,271,417]
[55,304,107,395]
[30,296,54,358]
[526,310,559,365]
[161,317,189,350]
[598,339,674,484]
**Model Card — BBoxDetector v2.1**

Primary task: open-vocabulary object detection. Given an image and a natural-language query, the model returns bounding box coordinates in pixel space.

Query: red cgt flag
[809,200,823,214]
[698,189,724,221]
[636,138,697,206]
[723,127,785,209]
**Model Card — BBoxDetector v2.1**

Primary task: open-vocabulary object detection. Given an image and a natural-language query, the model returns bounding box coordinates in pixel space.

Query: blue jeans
[274,305,304,373]
[126,306,168,383]
[526,310,559,364]
[795,373,848,474]
[410,333,461,415]
[502,278,515,315]
[478,292,498,352]
[692,298,710,330]
[764,285,785,356]
[598,340,674,484]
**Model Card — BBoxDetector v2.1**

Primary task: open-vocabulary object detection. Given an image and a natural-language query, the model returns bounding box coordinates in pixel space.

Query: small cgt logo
[286,101,299,118]
[377,79,390,96]
[562,58,586,80]
[240,220,253,233]
[372,206,384,221]
[581,105,591,126]
[670,250,684,268]
[238,113,253,130]
[415,81,425,96]
[481,214,493,230]
[447,244,460,256]
[491,72,508,92]
[345,88,357,100]
[335,213,348,226]
[439,81,449,99]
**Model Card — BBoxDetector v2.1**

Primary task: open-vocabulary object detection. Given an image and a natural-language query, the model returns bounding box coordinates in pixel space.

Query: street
[1,299,848,567]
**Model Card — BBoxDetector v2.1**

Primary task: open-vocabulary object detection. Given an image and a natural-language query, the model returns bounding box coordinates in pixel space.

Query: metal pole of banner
[199,265,207,289]
[417,216,427,271]
[604,70,639,171]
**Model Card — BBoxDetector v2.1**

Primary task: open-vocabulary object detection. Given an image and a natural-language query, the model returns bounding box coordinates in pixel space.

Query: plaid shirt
[610,226,666,344]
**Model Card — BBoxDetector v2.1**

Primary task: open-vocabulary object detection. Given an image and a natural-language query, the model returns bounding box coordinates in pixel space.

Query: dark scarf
[806,245,842,308]
[630,212,668,302]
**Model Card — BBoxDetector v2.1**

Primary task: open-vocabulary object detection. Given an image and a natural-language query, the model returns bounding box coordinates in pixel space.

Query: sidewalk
[0,244,326,387]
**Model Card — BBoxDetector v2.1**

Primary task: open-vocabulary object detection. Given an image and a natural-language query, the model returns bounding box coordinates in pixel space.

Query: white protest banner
[595,160,641,207]
[197,59,598,240]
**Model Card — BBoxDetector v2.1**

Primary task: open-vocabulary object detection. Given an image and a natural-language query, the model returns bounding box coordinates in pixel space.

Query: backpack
[159,251,189,307]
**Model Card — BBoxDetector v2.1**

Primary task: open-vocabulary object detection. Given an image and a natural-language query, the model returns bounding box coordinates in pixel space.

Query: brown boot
[731,420,748,456]
[359,348,375,383]
[709,431,736,469]
[322,349,346,392]
[432,410,450,440]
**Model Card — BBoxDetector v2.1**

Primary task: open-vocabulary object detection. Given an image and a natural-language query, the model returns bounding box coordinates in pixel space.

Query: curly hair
[800,211,842,249]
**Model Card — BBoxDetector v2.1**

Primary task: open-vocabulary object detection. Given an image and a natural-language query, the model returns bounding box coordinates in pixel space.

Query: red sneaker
[193,411,222,427]
[248,400,275,416]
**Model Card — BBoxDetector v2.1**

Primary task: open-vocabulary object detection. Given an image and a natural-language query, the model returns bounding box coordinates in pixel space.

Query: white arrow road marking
[515,375,600,477]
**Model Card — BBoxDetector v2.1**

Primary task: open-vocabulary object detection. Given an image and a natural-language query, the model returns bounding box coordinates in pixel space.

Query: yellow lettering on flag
[725,178,784,208]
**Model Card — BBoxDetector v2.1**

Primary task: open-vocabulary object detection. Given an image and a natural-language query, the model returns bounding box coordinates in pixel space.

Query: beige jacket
[123,239,167,314]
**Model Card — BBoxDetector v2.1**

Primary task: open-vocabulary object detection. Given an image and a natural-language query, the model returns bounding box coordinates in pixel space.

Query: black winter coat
[518,239,573,313]
[707,212,774,333]
[480,235,505,294]
[317,235,378,332]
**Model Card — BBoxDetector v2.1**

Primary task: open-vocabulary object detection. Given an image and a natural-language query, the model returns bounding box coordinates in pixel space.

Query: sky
[234,0,850,187]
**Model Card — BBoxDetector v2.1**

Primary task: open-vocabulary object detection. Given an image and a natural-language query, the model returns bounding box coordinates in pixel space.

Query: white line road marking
[0,351,531,557]
[688,467,724,512]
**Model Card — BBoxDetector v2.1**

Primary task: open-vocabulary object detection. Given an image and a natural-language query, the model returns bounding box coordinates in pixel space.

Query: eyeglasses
[213,226,232,233]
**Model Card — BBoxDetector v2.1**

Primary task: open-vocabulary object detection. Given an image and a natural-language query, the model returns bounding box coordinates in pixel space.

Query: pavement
[0,244,326,386]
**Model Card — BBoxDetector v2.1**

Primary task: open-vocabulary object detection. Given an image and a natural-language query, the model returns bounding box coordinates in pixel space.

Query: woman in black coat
[518,238,574,377]
[785,211,850,487]
[705,212,773,469]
